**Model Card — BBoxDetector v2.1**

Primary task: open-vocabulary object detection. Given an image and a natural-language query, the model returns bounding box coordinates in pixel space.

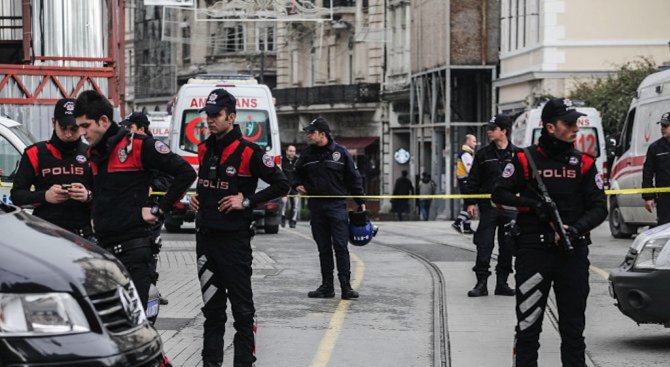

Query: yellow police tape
[3,182,669,199]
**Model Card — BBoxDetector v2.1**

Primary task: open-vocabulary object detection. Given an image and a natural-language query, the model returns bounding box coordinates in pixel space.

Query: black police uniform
[642,135,670,225]
[196,124,288,367]
[281,155,298,227]
[464,139,517,296]
[89,122,196,308]
[294,125,365,299]
[492,133,607,367]
[12,134,93,236]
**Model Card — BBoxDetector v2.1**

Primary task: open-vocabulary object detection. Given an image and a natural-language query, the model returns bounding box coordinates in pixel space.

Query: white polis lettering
[198,178,230,190]
[538,167,576,179]
[41,165,85,176]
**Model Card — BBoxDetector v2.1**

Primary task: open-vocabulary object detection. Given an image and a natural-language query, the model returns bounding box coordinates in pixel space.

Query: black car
[609,222,670,326]
[0,204,169,366]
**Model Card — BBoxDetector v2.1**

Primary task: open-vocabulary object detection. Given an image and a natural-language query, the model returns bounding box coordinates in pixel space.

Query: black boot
[339,275,359,300]
[308,276,335,298]
[467,274,489,297]
[494,273,515,296]
[281,216,286,227]
[203,361,221,367]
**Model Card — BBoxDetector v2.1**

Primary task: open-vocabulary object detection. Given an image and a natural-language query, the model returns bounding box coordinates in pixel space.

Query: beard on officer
[492,98,607,367]
[188,88,288,367]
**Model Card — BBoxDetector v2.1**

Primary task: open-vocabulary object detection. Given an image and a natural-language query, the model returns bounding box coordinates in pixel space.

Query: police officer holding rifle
[492,98,607,367]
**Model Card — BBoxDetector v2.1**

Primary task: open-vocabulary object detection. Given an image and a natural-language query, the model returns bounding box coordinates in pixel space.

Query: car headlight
[633,237,670,270]
[0,293,90,336]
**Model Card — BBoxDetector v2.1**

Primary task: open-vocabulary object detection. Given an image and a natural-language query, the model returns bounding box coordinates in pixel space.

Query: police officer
[121,111,173,305]
[492,98,607,367]
[464,115,517,297]
[187,89,288,367]
[281,144,298,228]
[453,134,477,233]
[11,98,94,238]
[642,112,670,225]
[294,117,366,300]
[74,90,196,309]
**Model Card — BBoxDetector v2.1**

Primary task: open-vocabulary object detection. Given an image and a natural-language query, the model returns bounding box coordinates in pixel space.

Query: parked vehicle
[609,222,670,326]
[0,115,38,203]
[166,75,283,233]
[608,69,670,238]
[511,104,608,180]
[146,111,172,146]
[0,203,170,366]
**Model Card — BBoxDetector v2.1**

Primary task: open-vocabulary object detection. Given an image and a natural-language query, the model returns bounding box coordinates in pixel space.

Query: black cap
[657,112,670,125]
[303,117,331,133]
[541,98,586,124]
[120,112,150,129]
[54,98,77,127]
[199,88,236,115]
[487,114,512,131]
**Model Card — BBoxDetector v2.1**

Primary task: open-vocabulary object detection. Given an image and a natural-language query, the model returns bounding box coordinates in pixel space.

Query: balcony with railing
[273,83,380,107]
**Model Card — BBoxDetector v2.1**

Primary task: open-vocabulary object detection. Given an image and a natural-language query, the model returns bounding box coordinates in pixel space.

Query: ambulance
[145,111,171,146]
[165,75,283,233]
[0,115,37,203]
[510,104,608,178]
[609,68,670,238]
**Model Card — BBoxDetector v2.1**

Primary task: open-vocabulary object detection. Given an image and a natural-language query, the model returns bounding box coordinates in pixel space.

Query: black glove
[565,226,580,243]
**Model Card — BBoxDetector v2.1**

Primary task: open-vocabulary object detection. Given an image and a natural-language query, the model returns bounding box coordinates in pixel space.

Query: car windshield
[532,127,600,157]
[10,125,37,147]
[179,109,271,154]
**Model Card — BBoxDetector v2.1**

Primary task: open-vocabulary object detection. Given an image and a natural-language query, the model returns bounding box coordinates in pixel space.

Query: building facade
[496,0,670,114]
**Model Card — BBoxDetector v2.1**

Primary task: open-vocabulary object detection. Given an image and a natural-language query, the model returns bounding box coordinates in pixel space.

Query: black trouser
[101,237,154,309]
[513,245,590,367]
[657,196,670,226]
[309,200,350,281]
[196,228,256,367]
[472,205,515,276]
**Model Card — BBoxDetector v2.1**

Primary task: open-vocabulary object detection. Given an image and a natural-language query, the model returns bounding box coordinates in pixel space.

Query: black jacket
[293,137,365,206]
[492,134,607,243]
[282,156,298,194]
[464,141,517,207]
[642,137,670,200]
[196,125,289,231]
[11,133,93,232]
[89,123,196,244]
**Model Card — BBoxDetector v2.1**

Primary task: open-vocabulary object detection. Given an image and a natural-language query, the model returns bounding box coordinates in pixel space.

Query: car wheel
[609,200,634,239]
[265,224,279,234]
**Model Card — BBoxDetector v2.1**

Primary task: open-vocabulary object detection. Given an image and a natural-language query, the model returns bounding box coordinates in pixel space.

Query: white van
[511,105,608,177]
[0,115,38,203]
[145,111,171,146]
[609,68,670,238]
[166,75,283,233]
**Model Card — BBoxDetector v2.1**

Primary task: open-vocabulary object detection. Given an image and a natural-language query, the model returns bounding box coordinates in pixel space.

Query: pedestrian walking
[391,170,413,221]
[188,88,288,367]
[464,114,517,297]
[73,90,196,309]
[294,116,366,300]
[418,172,436,220]
[11,98,94,239]
[452,134,477,233]
[281,144,299,228]
[642,112,670,226]
[492,98,607,367]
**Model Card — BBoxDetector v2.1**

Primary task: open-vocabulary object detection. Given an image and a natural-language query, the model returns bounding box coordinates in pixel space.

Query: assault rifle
[522,148,574,255]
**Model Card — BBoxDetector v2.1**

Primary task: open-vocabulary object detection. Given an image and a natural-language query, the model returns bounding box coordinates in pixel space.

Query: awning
[335,137,379,155]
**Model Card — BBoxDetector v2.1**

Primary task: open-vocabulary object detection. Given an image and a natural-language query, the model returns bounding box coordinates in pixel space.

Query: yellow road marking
[285,229,365,367]
[590,265,609,280]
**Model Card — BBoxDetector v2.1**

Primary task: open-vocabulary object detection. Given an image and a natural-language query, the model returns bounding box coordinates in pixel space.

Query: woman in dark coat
[391,170,414,221]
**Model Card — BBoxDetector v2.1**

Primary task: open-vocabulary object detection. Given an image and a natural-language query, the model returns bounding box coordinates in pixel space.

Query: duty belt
[516,232,587,247]
[100,237,152,255]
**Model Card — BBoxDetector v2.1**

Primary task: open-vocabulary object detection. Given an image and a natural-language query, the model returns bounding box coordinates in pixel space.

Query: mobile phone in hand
[60,184,73,190]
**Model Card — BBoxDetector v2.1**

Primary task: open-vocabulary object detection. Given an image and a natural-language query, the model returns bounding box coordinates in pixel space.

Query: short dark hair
[74,90,114,122]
